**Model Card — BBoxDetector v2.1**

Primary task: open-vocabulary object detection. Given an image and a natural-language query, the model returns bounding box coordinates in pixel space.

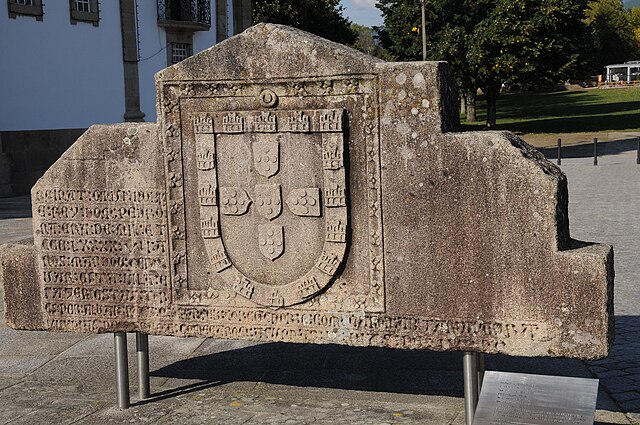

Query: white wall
[1,1,227,130]
[0,2,125,131]
[137,1,170,124]
[137,1,221,123]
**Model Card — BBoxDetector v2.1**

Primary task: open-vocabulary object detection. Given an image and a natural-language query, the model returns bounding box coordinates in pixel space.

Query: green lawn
[461,87,640,135]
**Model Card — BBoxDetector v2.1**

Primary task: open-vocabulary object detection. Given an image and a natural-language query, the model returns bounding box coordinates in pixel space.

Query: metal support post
[114,332,130,409]
[557,138,561,166]
[477,352,485,396]
[136,332,150,400]
[463,352,479,425]
[593,138,598,166]
[636,136,639,165]
[421,1,426,61]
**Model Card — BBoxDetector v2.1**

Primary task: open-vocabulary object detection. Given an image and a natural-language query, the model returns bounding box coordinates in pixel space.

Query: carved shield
[219,187,251,215]
[258,224,284,261]
[286,188,320,216]
[193,108,349,308]
[253,140,279,178]
[255,184,282,220]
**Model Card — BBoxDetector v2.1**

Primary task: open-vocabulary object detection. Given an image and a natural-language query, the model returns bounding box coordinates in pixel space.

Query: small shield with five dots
[255,184,282,220]
[258,224,284,261]
[253,140,279,178]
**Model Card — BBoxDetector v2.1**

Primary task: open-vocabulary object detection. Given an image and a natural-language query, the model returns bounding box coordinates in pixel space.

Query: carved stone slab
[1,24,613,359]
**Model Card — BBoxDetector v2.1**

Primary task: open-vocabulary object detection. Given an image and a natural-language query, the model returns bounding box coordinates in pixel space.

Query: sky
[340,0,384,28]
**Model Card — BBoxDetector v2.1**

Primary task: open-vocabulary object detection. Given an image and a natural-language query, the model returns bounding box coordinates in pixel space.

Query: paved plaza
[0,139,639,424]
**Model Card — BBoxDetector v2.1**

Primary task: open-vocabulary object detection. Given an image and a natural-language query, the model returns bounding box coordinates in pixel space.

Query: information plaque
[473,371,598,425]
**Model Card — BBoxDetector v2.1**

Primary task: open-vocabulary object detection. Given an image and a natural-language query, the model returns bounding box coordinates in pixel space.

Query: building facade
[0,0,251,194]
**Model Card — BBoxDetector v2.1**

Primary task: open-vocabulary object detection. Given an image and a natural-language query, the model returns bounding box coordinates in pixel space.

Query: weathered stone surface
[1,244,43,330]
[1,24,613,359]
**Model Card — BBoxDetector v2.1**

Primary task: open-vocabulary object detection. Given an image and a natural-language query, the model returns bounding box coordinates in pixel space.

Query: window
[7,0,44,20]
[171,42,192,64]
[74,0,90,12]
[69,0,99,26]
[165,31,193,66]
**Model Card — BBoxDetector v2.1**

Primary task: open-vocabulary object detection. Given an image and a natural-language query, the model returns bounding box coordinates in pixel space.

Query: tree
[351,24,394,60]
[253,0,356,45]
[585,0,636,70]
[377,0,482,121]
[627,7,640,56]
[469,0,591,126]
[377,0,591,128]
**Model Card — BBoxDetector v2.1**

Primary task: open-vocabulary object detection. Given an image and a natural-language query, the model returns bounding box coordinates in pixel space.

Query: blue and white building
[0,0,251,194]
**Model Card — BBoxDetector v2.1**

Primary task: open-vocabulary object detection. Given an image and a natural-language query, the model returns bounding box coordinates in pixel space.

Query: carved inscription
[33,189,170,324]
[43,302,549,354]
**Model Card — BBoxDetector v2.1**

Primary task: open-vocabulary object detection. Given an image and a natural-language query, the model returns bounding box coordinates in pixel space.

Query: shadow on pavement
[149,337,628,411]
[0,195,31,219]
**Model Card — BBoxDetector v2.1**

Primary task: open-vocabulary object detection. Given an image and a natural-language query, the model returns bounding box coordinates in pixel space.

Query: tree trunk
[465,91,476,122]
[460,94,466,116]
[485,85,500,128]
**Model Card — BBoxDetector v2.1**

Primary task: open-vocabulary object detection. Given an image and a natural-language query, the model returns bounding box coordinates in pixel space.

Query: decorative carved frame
[159,75,385,313]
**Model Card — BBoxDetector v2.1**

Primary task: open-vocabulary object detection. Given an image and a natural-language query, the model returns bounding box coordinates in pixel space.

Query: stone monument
[1,24,613,360]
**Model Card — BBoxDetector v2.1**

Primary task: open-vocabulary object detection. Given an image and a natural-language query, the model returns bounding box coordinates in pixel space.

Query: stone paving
[0,142,639,424]
[557,146,640,423]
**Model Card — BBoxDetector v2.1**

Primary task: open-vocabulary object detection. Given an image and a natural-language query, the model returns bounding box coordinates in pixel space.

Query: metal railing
[157,0,211,26]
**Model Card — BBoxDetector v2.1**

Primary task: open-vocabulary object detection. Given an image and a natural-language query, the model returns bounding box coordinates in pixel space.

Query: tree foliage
[351,24,393,60]
[377,0,591,127]
[631,7,640,53]
[253,0,356,45]
[586,0,637,68]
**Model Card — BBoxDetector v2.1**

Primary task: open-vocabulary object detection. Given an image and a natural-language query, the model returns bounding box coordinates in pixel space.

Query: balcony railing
[157,0,211,31]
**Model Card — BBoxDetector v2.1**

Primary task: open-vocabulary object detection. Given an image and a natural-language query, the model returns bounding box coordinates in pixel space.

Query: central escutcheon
[193,109,348,307]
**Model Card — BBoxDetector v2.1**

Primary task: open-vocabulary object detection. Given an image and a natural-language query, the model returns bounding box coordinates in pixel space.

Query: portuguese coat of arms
[191,108,348,307]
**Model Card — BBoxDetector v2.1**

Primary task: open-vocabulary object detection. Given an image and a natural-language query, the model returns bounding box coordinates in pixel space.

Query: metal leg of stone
[114,332,130,409]
[463,351,479,425]
[477,352,485,396]
[136,332,151,400]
